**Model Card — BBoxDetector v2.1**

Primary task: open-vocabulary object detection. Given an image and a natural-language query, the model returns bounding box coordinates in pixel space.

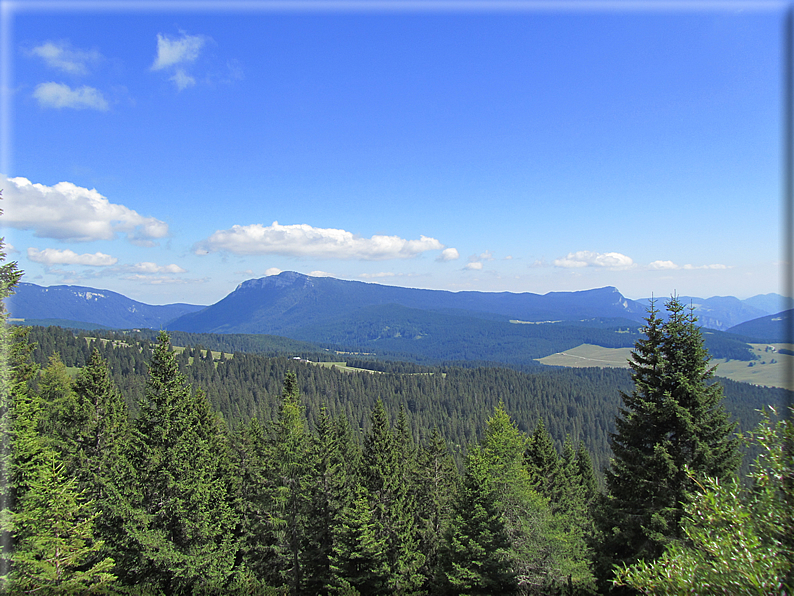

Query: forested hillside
[23,325,784,478]
[5,297,792,594]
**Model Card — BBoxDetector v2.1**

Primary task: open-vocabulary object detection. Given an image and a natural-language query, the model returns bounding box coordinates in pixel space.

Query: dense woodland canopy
[0,256,792,593]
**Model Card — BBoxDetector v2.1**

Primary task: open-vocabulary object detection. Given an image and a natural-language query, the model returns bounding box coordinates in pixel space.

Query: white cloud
[264,268,282,276]
[33,82,108,111]
[554,250,635,270]
[682,263,729,270]
[29,41,101,75]
[309,270,334,277]
[151,32,207,70]
[437,247,460,262]
[1,175,169,243]
[649,260,678,270]
[121,274,202,285]
[27,247,117,267]
[648,260,729,271]
[170,68,196,90]
[195,222,446,260]
[465,262,483,271]
[127,262,186,274]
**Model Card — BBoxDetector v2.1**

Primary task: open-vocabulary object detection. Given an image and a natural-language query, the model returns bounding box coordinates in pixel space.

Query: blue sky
[0,1,786,305]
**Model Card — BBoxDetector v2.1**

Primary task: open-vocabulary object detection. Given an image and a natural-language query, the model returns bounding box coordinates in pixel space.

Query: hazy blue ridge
[635,295,775,331]
[726,308,794,343]
[5,282,205,329]
[166,271,649,335]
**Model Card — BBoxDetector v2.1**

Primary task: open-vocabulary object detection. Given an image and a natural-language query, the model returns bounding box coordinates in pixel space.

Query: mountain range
[6,283,203,330]
[6,273,790,367]
[7,273,789,337]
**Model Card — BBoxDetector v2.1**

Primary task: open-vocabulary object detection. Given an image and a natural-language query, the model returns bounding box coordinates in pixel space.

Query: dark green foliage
[360,400,425,593]
[415,427,459,591]
[8,451,116,594]
[123,331,238,594]
[261,371,312,592]
[525,418,562,500]
[599,297,742,586]
[22,324,784,486]
[614,406,793,594]
[443,442,517,596]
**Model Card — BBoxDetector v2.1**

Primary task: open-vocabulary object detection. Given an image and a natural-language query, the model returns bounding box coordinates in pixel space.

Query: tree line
[3,328,602,594]
[1,300,792,593]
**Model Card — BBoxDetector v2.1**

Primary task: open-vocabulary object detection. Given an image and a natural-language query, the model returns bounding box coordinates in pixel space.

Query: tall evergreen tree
[0,226,20,587]
[124,331,238,594]
[264,370,311,593]
[415,427,459,591]
[600,297,741,585]
[360,400,425,593]
[525,418,561,500]
[8,451,116,594]
[442,442,517,595]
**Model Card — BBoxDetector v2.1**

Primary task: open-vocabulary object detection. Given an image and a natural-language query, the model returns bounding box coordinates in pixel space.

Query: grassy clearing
[538,343,792,389]
[310,361,382,374]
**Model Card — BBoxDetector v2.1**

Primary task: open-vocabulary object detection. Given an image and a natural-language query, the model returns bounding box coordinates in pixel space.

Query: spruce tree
[442,443,517,595]
[9,451,116,594]
[264,370,311,593]
[124,331,237,594]
[415,427,459,591]
[600,297,741,583]
[360,400,425,593]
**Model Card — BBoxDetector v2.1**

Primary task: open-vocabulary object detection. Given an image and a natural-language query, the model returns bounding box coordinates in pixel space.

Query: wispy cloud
[27,247,117,267]
[33,82,108,110]
[152,32,207,70]
[125,262,186,274]
[649,260,729,270]
[29,41,102,75]
[1,175,168,244]
[195,222,446,260]
[554,250,635,270]
[465,262,483,271]
[151,31,209,90]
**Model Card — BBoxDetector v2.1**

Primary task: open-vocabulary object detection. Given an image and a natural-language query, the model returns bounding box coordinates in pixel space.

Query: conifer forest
[1,258,792,594]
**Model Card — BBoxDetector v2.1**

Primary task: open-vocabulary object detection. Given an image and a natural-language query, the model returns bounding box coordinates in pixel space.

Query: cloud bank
[1,175,168,243]
[649,260,728,270]
[27,247,117,267]
[554,250,635,269]
[33,82,108,110]
[126,262,187,274]
[195,222,447,260]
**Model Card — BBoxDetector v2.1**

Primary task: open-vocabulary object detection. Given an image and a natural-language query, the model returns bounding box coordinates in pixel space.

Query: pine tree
[600,296,741,584]
[360,400,425,593]
[525,418,561,500]
[36,353,77,447]
[264,370,311,593]
[415,427,459,591]
[125,331,237,594]
[9,451,116,594]
[442,443,517,595]
[63,349,133,580]
[614,405,793,594]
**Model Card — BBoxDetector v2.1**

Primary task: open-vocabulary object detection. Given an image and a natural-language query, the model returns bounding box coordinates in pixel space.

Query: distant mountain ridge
[727,309,794,343]
[6,283,204,330]
[167,271,649,335]
[8,273,786,368]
